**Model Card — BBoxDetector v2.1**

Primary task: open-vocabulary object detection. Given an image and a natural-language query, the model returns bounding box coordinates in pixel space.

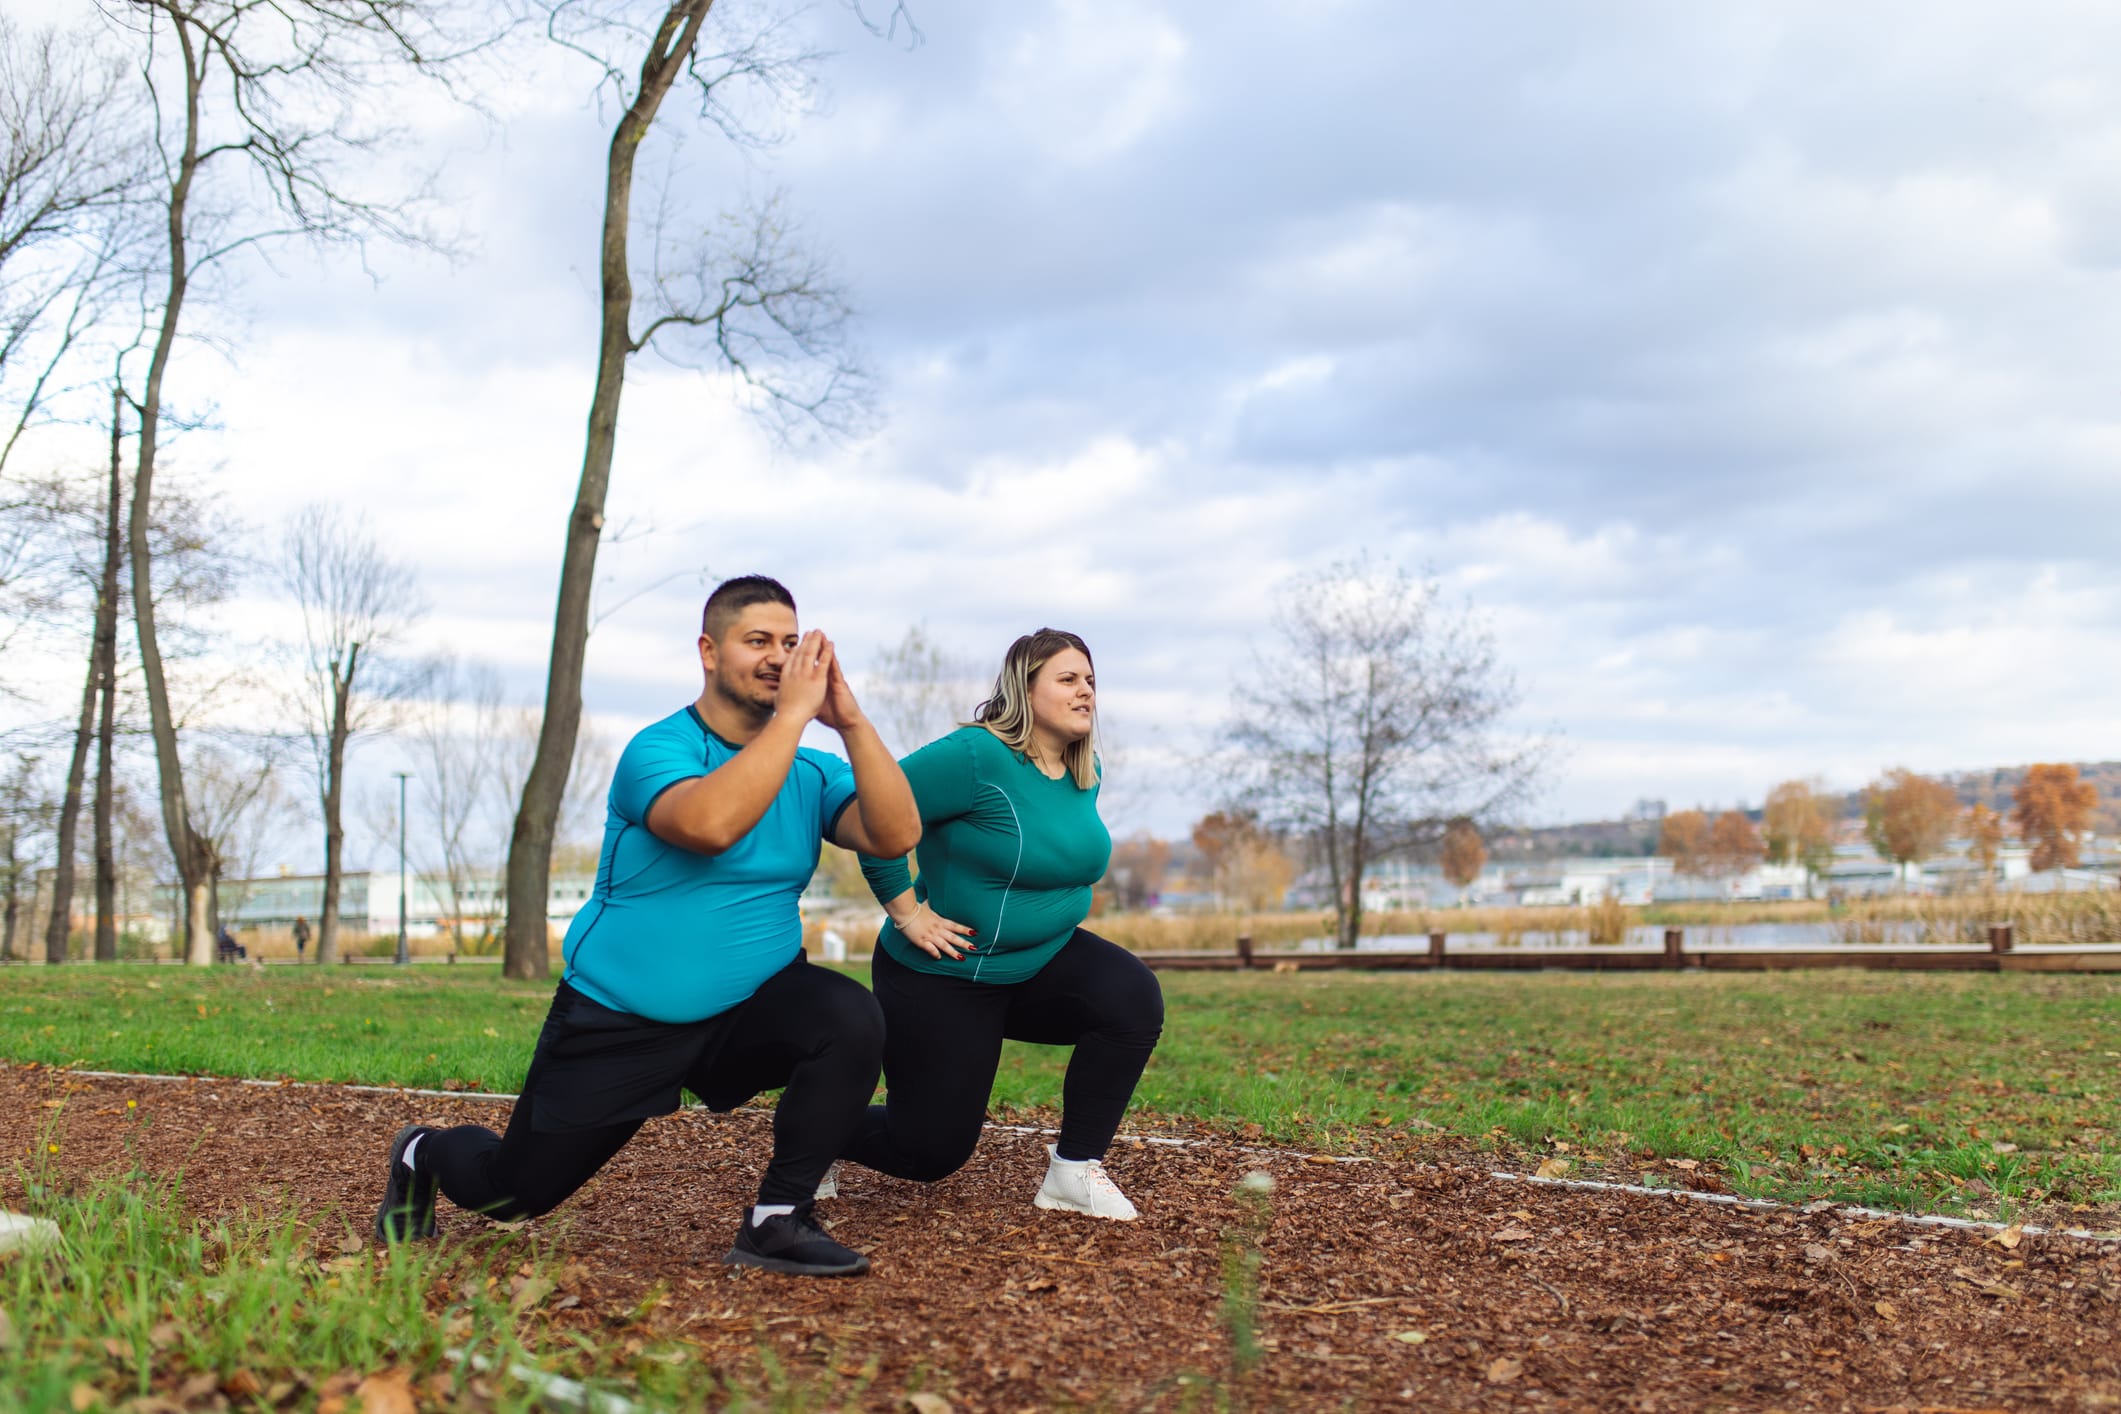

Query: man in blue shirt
[374,575,918,1277]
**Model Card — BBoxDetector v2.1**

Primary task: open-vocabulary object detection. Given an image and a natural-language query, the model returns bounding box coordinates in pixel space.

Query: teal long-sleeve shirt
[860,726,1112,984]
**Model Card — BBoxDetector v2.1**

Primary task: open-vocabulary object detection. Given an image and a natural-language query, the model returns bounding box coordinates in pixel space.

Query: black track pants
[843,928,1164,1181]
[420,956,883,1218]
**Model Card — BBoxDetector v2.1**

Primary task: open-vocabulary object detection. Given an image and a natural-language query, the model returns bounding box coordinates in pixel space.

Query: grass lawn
[1,963,2115,1218]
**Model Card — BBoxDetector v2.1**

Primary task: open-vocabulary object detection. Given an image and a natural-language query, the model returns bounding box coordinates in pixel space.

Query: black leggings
[844,928,1164,1181]
[421,959,882,1217]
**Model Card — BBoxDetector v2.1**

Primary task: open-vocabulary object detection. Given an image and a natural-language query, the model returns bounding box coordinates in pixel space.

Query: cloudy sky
[18,0,2121,852]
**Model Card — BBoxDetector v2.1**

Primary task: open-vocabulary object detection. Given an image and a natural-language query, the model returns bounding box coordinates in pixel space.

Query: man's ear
[697,633,718,675]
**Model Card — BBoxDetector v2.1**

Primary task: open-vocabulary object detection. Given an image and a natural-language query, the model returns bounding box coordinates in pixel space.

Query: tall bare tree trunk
[503,0,715,981]
[316,647,356,965]
[131,25,213,966]
[46,631,96,965]
[93,391,124,961]
[45,388,129,965]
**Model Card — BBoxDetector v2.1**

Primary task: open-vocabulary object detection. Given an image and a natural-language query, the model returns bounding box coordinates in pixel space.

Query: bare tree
[186,734,290,931]
[88,388,127,959]
[280,503,424,965]
[411,658,514,955]
[863,623,978,754]
[0,754,51,962]
[98,0,472,966]
[42,385,127,963]
[0,19,148,479]
[503,0,881,979]
[1225,557,1543,950]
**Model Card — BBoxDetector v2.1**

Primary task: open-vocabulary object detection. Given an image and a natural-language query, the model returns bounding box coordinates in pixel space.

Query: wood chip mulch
[5,1064,2118,1412]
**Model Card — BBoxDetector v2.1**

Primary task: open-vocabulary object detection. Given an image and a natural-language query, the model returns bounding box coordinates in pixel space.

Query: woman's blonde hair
[967,629,1100,789]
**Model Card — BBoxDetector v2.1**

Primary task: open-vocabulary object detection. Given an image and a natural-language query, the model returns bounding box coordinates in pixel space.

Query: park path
[5,1064,2117,1412]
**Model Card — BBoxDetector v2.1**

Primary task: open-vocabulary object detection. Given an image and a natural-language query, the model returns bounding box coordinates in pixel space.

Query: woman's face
[1028,647,1096,746]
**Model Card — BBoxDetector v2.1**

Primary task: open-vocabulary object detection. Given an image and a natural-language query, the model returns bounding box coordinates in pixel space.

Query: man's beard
[712,665,777,719]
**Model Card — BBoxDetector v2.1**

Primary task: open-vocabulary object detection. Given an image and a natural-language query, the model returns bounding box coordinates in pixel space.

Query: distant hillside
[1492,761,2121,857]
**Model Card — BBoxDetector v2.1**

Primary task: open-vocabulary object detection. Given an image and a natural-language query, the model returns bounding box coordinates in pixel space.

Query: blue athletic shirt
[560,705,858,1023]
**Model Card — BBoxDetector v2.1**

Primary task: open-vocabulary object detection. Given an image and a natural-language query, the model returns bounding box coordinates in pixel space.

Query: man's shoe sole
[723,1247,871,1278]
[1034,1191,1137,1221]
[374,1124,437,1244]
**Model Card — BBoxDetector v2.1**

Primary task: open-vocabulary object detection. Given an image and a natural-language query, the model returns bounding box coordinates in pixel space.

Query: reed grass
[1091,889,2121,951]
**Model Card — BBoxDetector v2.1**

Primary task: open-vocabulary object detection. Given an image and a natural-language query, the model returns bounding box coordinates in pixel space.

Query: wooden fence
[1137,925,2121,974]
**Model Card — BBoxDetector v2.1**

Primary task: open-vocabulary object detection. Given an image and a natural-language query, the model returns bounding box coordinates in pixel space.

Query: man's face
[700,602,800,715]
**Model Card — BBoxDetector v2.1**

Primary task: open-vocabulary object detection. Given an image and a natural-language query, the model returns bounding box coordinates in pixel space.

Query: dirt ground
[5,1064,2118,1413]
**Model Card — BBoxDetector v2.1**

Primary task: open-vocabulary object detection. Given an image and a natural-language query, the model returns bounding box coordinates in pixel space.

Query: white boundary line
[44,1067,2121,1246]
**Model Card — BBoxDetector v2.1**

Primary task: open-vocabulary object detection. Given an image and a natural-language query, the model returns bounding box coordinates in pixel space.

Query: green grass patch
[2,964,2117,1219]
[1,1155,553,1412]
[2,1149,871,1412]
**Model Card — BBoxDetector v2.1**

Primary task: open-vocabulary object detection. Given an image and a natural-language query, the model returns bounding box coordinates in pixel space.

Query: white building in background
[162,870,597,939]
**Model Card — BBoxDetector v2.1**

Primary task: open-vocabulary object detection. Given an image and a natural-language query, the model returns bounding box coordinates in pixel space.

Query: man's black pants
[421,954,882,1218]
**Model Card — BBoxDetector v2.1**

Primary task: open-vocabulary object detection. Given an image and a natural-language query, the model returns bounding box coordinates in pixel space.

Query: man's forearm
[841,718,920,856]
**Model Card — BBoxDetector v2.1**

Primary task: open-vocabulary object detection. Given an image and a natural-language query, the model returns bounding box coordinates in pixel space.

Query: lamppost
[393,771,411,966]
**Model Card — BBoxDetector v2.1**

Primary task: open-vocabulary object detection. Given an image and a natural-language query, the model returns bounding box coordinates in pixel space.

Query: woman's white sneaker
[1034,1145,1138,1221]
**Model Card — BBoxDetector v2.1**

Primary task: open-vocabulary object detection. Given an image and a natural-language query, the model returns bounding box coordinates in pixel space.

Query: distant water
[1296,921,1936,951]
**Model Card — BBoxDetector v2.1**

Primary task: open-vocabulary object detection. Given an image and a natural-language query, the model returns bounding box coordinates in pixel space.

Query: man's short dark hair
[702,575,797,640]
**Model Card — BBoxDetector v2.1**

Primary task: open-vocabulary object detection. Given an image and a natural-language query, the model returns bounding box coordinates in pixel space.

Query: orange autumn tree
[2011,763,2099,873]
[1658,809,1712,877]
[1963,803,2005,889]
[1439,817,1486,894]
[1763,779,1836,879]
[1864,768,1959,882]
[1707,810,1765,879]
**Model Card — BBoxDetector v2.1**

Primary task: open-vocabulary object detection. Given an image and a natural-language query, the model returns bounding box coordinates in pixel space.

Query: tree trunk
[92,457,122,960]
[94,386,124,961]
[47,388,129,966]
[316,647,355,965]
[1,832,18,963]
[131,22,213,966]
[46,624,97,964]
[502,0,714,981]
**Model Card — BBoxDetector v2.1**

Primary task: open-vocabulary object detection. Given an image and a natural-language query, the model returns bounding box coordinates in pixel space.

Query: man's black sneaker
[724,1201,870,1277]
[374,1124,440,1244]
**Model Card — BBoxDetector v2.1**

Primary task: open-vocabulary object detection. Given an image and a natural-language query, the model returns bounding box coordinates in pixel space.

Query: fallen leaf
[221,1370,263,1399]
[1391,1330,1427,1344]
[1988,1224,2024,1250]
[906,1395,953,1414]
[1803,1244,1836,1264]
[354,1369,417,1414]
[1992,1141,2019,1154]
[1951,1266,2019,1300]
[1668,1159,1700,1172]
[40,1099,63,1110]
[148,1320,181,1350]
[1534,1158,1571,1179]
[1873,1300,1899,1321]
[1491,1225,1535,1243]
[509,1276,554,1312]
[1485,1357,1523,1384]
[69,1384,97,1413]
[177,1373,219,1400]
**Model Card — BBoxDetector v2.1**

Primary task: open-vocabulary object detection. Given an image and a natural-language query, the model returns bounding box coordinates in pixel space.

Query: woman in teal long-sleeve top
[838,629,1164,1220]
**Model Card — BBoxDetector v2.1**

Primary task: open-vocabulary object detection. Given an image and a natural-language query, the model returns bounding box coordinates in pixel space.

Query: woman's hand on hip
[900,904,977,961]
